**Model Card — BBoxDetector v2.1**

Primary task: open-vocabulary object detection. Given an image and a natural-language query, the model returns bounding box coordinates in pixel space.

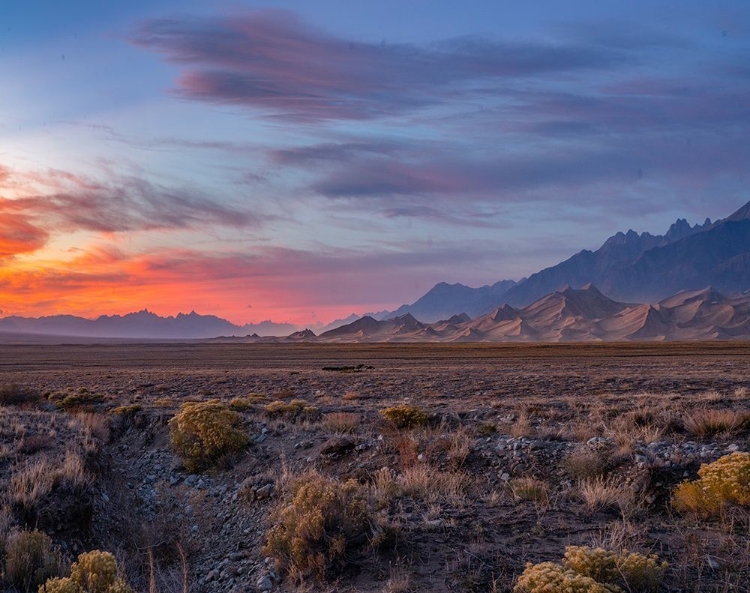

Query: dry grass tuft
[397,465,469,506]
[577,477,634,513]
[3,529,62,592]
[323,412,360,434]
[683,408,749,437]
[11,451,92,513]
[563,447,611,480]
[0,384,42,408]
[509,477,549,506]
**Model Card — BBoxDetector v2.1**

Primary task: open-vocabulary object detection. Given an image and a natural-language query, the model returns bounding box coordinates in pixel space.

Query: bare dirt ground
[1,342,749,593]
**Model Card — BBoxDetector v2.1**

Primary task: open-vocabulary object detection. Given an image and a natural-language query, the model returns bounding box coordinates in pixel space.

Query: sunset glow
[2,1,749,327]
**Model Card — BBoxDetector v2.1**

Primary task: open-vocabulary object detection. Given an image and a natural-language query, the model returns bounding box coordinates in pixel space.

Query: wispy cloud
[131,9,631,122]
[0,165,261,255]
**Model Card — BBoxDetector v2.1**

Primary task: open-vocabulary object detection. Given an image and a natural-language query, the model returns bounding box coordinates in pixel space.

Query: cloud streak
[0,165,260,256]
[132,9,631,121]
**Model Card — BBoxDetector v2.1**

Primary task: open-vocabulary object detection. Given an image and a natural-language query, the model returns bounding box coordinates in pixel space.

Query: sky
[1,1,749,326]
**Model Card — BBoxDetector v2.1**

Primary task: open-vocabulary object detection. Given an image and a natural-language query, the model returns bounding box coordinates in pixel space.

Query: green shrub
[228,397,253,411]
[515,562,614,593]
[264,399,320,421]
[49,388,106,411]
[169,400,248,472]
[39,550,133,593]
[563,546,666,592]
[477,422,497,436]
[673,452,750,517]
[108,404,142,416]
[515,546,666,593]
[379,404,429,429]
[4,530,61,592]
[263,472,373,582]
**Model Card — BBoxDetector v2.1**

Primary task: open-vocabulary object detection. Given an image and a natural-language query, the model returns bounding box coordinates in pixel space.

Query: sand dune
[295,285,750,343]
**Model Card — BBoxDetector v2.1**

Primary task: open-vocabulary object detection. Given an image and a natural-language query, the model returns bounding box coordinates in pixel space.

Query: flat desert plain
[1,342,749,592]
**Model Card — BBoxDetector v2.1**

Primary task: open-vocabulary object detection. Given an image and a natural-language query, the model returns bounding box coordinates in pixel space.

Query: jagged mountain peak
[446,313,471,324]
[726,199,750,222]
[288,329,317,339]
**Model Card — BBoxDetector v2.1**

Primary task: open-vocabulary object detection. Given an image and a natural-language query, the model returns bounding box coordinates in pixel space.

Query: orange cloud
[0,243,457,325]
[0,213,49,257]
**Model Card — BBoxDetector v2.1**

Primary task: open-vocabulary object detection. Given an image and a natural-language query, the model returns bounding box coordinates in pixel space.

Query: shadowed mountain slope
[310,285,750,343]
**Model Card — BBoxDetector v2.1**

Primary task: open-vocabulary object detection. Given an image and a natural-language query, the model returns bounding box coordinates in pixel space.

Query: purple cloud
[0,166,260,237]
[132,10,630,121]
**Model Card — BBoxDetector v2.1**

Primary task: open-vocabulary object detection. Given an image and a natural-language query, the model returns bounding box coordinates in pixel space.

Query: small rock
[255,483,275,500]
[256,575,273,591]
[321,437,356,458]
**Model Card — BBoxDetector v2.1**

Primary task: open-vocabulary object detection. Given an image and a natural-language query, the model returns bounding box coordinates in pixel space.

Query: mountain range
[336,198,750,323]
[1,199,749,342]
[277,285,750,343]
[0,310,296,340]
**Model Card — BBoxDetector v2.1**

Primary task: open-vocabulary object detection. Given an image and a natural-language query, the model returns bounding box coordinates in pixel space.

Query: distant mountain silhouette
[301,285,750,343]
[383,279,518,322]
[501,214,720,306]
[602,217,750,302]
[376,201,747,318]
[320,313,425,340]
[287,329,317,340]
[0,310,296,339]
[4,200,749,342]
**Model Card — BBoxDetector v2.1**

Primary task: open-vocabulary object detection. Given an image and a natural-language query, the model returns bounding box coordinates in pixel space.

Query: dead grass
[563,446,611,480]
[396,465,470,506]
[683,408,749,437]
[577,476,635,514]
[323,412,360,434]
[509,477,549,506]
[0,384,42,407]
[11,450,92,512]
[509,411,536,438]
[0,342,749,593]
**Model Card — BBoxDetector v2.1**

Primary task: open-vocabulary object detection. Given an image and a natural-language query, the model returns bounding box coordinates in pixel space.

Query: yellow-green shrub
[263,472,372,582]
[108,404,141,416]
[516,546,666,593]
[4,530,61,592]
[50,388,106,411]
[563,546,666,592]
[169,400,248,472]
[264,399,319,421]
[380,404,429,429]
[39,578,79,593]
[39,550,133,593]
[673,452,750,517]
[515,562,615,593]
[229,397,253,411]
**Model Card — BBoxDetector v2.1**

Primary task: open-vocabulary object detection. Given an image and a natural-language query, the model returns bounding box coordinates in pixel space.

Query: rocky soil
[1,342,749,592]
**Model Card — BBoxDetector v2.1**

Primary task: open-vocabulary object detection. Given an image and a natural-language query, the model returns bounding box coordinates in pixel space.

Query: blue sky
[0,1,748,324]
